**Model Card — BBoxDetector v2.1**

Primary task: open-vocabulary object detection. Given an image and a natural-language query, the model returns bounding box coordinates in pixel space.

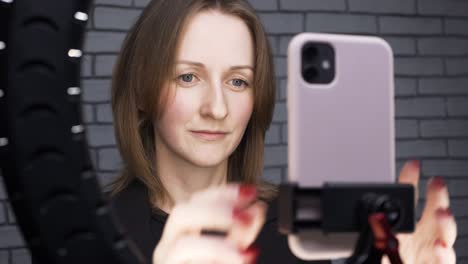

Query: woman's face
[154,10,254,167]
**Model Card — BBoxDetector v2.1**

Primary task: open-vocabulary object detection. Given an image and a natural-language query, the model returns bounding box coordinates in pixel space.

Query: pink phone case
[287,33,395,260]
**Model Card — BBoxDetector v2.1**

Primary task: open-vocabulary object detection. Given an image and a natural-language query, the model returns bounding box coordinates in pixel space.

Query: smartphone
[287,33,395,260]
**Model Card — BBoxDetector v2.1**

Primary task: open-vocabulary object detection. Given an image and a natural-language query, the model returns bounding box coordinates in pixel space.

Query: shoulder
[108,179,160,263]
[109,179,149,218]
[108,179,154,231]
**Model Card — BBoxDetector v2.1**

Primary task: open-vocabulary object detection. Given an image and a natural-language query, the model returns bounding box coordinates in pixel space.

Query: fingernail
[241,245,259,264]
[410,160,420,169]
[239,185,257,200]
[434,239,447,248]
[232,207,253,225]
[429,176,446,189]
[435,208,452,218]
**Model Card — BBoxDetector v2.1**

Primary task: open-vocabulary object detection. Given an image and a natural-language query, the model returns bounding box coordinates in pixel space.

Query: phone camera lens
[303,66,318,83]
[301,42,335,84]
[303,46,318,61]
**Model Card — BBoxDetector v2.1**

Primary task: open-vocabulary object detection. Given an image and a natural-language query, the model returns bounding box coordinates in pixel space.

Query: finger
[398,160,420,203]
[422,177,450,220]
[433,240,456,264]
[229,201,267,249]
[191,184,257,209]
[164,235,256,264]
[435,208,458,248]
[162,202,234,241]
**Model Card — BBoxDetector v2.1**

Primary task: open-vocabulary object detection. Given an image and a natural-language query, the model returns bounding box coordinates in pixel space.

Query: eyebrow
[177,60,253,71]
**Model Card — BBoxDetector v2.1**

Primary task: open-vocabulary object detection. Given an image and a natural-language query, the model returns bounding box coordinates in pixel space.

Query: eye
[178,73,195,83]
[229,78,249,89]
[176,73,199,87]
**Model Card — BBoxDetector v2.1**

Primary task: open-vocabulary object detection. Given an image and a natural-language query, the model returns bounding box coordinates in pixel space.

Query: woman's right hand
[152,184,267,264]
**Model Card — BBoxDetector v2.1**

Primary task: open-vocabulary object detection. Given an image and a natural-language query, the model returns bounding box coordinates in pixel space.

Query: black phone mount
[278,183,415,264]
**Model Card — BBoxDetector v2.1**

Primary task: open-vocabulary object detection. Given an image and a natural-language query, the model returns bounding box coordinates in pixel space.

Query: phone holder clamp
[278,183,415,264]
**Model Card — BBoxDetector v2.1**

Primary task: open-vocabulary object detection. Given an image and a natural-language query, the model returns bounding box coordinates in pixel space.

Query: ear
[135,88,150,115]
[137,103,146,113]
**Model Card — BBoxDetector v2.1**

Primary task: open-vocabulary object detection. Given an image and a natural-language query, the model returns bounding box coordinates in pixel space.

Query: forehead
[176,10,254,67]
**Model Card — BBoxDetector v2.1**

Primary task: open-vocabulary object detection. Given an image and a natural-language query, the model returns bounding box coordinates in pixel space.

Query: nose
[200,81,228,120]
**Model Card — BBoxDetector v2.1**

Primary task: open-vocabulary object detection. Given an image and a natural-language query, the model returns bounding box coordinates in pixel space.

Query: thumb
[398,160,420,204]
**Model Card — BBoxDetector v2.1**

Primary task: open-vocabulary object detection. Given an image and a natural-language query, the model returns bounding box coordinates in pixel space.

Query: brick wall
[1,0,467,263]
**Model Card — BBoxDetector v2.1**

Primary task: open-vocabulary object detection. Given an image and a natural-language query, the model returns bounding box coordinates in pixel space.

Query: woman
[108,0,457,263]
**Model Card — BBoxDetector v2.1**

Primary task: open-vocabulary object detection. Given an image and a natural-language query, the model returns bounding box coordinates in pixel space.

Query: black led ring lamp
[0,1,144,263]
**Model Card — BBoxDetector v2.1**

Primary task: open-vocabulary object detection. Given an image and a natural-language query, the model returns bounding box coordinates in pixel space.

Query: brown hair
[109,0,277,207]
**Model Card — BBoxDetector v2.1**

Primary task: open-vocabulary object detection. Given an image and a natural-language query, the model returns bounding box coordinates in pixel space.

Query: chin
[187,153,228,168]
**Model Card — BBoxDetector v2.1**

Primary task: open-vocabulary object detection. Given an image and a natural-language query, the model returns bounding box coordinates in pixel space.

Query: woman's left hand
[384,160,458,264]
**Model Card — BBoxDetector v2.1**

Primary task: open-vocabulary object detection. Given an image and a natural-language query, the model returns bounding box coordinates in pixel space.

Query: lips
[190,130,228,140]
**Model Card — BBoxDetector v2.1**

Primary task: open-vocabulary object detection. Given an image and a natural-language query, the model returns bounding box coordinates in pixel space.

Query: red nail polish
[429,176,446,189]
[434,239,447,248]
[435,208,452,217]
[410,160,420,169]
[232,207,253,225]
[239,185,257,199]
[241,245,259,264]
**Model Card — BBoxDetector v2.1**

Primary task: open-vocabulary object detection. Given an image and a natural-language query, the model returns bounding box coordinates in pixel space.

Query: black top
[109,179,332,264]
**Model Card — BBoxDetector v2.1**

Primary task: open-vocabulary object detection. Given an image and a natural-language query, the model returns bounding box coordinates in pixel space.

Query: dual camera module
[301,42,335,84]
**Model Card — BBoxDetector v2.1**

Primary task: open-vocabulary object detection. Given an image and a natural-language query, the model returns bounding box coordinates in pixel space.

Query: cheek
[230,92,254,127]
[159,89,198,133]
